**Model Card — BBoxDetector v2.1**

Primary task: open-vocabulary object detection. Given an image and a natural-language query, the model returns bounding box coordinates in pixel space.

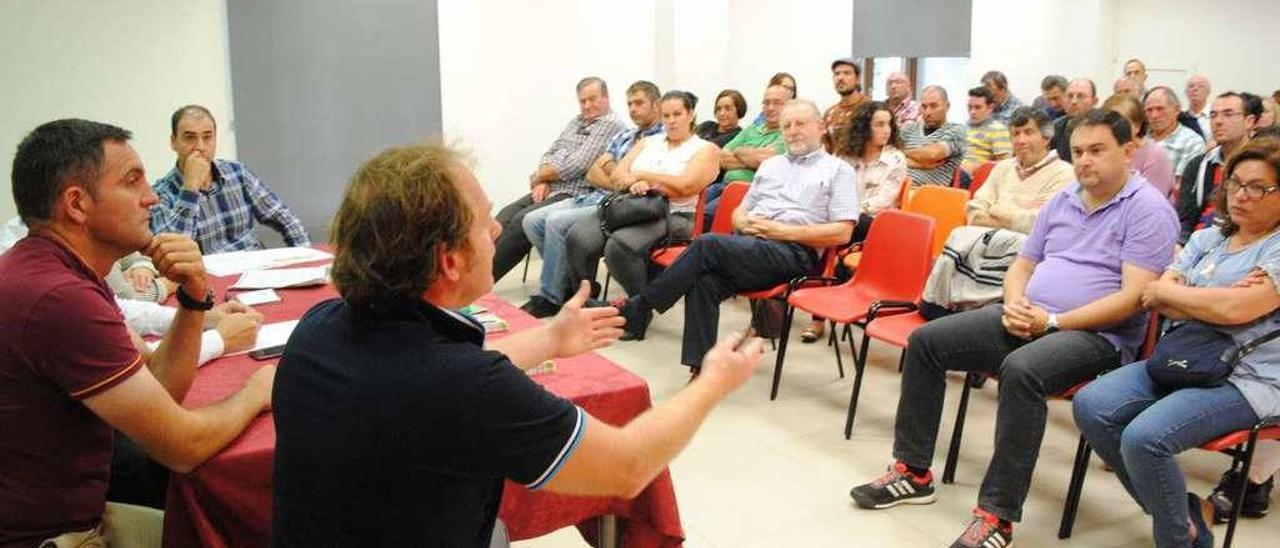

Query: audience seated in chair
[981,70,1023,125]
[1074,137,1280,548]
[962,86,1012,174]
[1186,75,1215,146]
[695,89,746,148]
[702,84,791,227]
[1051,78,1100,162]
[886,71,922,128]
[0,119,275,547]
[614,99,858,373]
[535,91,719,316]
[491,77,625,283]
[823,58,869,155]
[269,139,765,546]
[1104,93,1178,203]
[150,105,311,254]
[519,80,664,317]
[849,109,1178,548]
[1033,74,1069,120]
[1146,86,1208,179]
[901,85,968,186]
[1177,92,1264,244]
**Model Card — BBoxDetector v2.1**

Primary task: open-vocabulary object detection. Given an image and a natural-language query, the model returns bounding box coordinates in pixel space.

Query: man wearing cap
[824,58,869,154]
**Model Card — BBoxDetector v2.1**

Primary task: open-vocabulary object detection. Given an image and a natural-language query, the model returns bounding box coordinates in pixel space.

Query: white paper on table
[204,247,333,277]
[226,319,299,356]
[231,266,330,289]
[234,288,281,305]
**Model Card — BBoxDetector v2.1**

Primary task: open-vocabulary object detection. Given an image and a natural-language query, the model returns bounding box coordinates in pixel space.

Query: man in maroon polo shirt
[0,119,275,547]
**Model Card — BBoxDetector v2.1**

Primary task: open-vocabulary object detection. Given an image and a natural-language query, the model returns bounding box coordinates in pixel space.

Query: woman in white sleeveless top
[563,91,720,298]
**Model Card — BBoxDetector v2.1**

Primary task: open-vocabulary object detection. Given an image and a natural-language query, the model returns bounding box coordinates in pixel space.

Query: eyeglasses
[1224,177,1280,199]
[1210,110,1243,120]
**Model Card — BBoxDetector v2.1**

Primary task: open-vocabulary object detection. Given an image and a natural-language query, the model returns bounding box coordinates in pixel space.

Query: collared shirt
[992,94,1024,124]
[901,121,967,186]
[721,121,785,183]
[1020,176,1179,362]
[743,148,860,227]
[539,112,626,199]
[892,98,922,127]
[965,118,1012,164]
[151,159,311,254]
[842,146,907,216]
[823,92,868,154]
[272,295,585,546]
[1186,108,1212,143]
[966,151,1075,234]
[1153,123,1207,177]
[0,235,143,546]
[605,122,664,162]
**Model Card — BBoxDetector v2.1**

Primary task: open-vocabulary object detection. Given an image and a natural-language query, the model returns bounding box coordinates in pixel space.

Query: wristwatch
[176,286,216,311]
[1043,313,1061,335]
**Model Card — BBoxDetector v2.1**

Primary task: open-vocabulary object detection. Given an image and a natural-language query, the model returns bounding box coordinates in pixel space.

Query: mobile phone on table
[249,344,285,360]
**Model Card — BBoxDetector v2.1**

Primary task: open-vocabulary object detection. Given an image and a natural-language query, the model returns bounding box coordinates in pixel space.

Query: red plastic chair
[903,185,970,259]
[770,210,936,412]
[968,161,997,197]
[740,246,840,352]
[650,182,748,268]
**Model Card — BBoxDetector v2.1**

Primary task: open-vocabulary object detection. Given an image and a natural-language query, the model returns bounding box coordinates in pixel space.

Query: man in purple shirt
[849,109,1178,548]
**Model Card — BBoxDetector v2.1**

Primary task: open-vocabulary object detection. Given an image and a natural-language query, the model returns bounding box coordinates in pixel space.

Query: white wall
[1108,0,1278,105]
[725,0,853,117]
[437,0,658,209]
[968,0,1109,105]
[0,0,236,221]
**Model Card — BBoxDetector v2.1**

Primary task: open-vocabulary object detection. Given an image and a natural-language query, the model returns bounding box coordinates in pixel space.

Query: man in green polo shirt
[720,84,789,182]
[702,84,790,227]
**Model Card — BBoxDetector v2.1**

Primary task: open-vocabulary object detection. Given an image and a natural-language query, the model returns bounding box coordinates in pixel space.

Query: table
[162,271,684,547]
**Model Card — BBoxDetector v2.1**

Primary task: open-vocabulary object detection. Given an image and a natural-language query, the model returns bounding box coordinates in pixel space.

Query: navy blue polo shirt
[271,296,584,547]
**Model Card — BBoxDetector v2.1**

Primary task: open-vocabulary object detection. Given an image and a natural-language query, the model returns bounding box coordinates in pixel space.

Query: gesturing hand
[698,332,766,393]
[144,234,208,302]
[548,281,627,357]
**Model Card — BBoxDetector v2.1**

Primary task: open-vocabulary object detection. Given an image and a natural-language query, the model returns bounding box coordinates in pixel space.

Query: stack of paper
[474,313,508,333]
[204,247,333,277]
[231,265,330,289]
[227,319,300,356]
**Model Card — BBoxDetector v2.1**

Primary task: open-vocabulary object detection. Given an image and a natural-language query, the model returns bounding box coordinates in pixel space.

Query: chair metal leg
[601,275,611,300]
[897,350,905,372]
[769,304,797,400]
[520,253,532,283]
[1224,427,1262,548]
[845,324,858,365]
[942,373,976,484]
[832,323,845,379]
[1058,435,1093,539]
[843,331,873,439]
[826,320,837,348]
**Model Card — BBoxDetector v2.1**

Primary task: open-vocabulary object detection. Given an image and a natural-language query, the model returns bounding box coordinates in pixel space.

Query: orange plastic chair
[903,185,970,258]
[650,182,749,268]
[771,210,935,409]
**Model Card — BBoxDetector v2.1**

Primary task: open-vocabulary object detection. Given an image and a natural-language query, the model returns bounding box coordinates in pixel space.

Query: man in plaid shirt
[492,77,624,282]
[151,105,311,254]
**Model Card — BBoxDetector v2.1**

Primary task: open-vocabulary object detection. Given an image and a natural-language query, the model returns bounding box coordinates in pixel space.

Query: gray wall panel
[854,0,972,57]
[227,0,442,242]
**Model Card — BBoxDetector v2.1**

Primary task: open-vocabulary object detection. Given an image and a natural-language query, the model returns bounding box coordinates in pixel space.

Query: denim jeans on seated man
[521,191,607,307]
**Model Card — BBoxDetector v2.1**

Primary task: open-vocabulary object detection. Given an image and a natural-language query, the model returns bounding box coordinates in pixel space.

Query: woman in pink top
[1106,93,1177,204]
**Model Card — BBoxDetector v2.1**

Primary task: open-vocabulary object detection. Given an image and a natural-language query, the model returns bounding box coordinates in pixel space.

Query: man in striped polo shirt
[901,85,968,186]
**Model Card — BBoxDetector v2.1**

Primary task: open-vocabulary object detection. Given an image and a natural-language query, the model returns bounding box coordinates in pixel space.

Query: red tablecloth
[162,272,683,547]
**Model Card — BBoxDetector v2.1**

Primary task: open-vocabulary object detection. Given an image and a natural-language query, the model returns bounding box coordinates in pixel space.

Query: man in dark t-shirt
[272,141,767,546]
[0,119,274,547]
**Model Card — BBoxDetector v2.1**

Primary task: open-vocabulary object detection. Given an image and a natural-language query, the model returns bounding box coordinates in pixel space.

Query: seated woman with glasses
[1072,136,1280,548]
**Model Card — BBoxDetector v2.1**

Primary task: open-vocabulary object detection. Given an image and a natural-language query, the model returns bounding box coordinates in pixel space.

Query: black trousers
[107,433,168,509]
[492,192,572,281]
[637,234,816,367]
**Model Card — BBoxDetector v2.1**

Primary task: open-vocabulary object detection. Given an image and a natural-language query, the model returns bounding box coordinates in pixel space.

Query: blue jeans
[1073,362,1258,547]
[522,193,604,304]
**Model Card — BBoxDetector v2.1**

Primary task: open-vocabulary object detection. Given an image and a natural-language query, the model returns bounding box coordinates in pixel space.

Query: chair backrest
[903,185,970,257]
[968,162,997,197]
[710,182,750,234]
[852,209,936,303]
[689,187,710,239]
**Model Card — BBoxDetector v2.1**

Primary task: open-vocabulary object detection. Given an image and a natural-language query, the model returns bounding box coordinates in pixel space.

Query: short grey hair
[921,85,949,103]
[1009,106,1055,140]
[576,76,608,96]
[782,98,822,120]
[1041,75,1068,92]
[1144,86,1181,109]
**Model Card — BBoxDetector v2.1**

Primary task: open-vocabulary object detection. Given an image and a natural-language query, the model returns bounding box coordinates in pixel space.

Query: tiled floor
[498,259,1277,547]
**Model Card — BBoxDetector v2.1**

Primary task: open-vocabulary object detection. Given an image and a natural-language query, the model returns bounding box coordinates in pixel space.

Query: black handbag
[1146,320,1280,389]
[598,191,669,235]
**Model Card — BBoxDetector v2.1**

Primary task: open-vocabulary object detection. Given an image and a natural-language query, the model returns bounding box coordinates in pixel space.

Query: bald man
[1185,75,1213,144]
